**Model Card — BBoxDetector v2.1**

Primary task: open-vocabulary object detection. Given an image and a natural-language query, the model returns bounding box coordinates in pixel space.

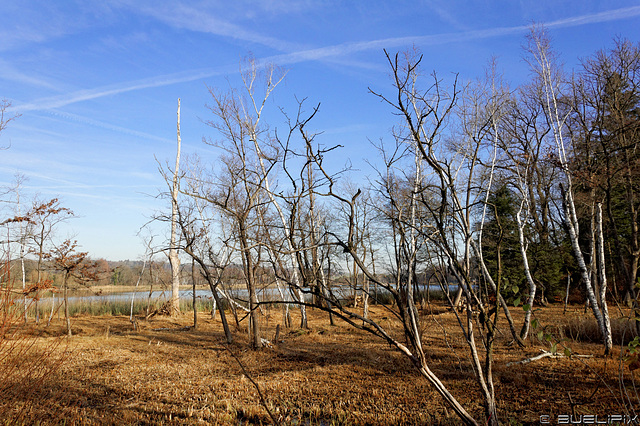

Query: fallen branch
[506,350,593,367]
[151,326,192,332]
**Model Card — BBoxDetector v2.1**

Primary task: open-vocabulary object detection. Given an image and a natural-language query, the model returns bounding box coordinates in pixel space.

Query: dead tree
[169,99,182,316]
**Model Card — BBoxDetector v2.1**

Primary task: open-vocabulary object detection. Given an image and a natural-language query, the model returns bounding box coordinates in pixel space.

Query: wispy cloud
[0,17,71,52]
[118,1,303,53]
[421,0,470,32]
[0,60,62,91]
[8,109,174,148]
[46,110,175,145]
[0,1,106,52]
[10,5,640,114]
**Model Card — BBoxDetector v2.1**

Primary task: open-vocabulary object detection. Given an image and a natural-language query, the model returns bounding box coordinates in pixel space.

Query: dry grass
[5,302,639,425]
[561,313,640,345]
[0,284,69,424]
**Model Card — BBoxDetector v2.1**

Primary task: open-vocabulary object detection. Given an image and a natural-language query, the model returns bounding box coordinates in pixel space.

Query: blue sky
[1,1,638,261]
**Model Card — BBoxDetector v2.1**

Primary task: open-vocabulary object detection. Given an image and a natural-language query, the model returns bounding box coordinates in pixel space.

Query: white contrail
[11,67,234,113]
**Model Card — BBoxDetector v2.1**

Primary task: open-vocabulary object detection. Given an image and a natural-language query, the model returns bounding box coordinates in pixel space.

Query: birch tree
[569,39,640,312]
[526,25,612,354]
[496,83,562,337]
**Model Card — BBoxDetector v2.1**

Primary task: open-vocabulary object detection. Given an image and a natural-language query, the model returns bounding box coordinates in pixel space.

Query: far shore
[64,282,283,295]
[63,283,211,295]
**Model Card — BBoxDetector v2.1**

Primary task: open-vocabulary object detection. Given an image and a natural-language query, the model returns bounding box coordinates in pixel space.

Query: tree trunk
[239,221,260,348]
[517,204,537,339]
[21,242,26,323]
[416,363,478,425]
[211,286,232,343]
[47,293,55,327]
[250,135,307,329]
[35,245,43,324]
[63,272,71,337]
[596,203,613,354]
[192,258,197,329]
[169,98,182,316]
[562,189,608,347]
[531,27,609,353]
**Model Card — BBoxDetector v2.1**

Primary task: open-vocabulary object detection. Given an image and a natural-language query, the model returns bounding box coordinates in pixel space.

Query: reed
[31,293,220,318]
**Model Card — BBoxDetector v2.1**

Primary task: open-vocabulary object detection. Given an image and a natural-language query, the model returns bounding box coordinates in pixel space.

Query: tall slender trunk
[169,99,182,316]
[146,264,156,317]
[307,151,322,308]
[35,241,43,324]
[561,188,608,341]
[16,189,27,324]
[192,258,197,329]
[63,271,71,337]
[47,293,55,327]
[404,139,420,343]
[533,30,610,352]
[596,203,612,354]
[517,202,537,339]
[20,240,26,323]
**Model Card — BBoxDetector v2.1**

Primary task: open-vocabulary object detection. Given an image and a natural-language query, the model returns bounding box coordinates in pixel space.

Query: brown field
[1,303,637,425]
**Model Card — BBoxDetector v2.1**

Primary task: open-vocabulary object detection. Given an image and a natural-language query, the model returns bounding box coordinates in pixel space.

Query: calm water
[39,283,459,305]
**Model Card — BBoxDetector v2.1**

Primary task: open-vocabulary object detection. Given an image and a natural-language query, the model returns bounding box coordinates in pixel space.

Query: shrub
[0,262,68,422]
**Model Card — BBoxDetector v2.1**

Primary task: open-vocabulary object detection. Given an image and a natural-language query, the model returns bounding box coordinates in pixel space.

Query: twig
[225,345,280,425]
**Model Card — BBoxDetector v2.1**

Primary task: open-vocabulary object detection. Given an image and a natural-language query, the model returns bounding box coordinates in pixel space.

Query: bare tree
[169,99,182,316]
[0,100,19,148]
[176,170,235,343]
[275,50,484,425]
[45,240,95,337]
[353,49,524,425]
[25,199,73,325]
[188,61,288,348]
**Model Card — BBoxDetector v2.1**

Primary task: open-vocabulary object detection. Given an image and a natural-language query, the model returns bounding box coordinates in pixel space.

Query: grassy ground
[2,302,638,425]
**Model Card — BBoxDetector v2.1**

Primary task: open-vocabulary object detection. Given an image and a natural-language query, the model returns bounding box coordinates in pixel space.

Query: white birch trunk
[517,201,537,339]
[532,30,609,349]
[17,188,27,323]
[596,203,612,354]
[21,246,26,322]
[405,136,420,337]
[562,181,607,339]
